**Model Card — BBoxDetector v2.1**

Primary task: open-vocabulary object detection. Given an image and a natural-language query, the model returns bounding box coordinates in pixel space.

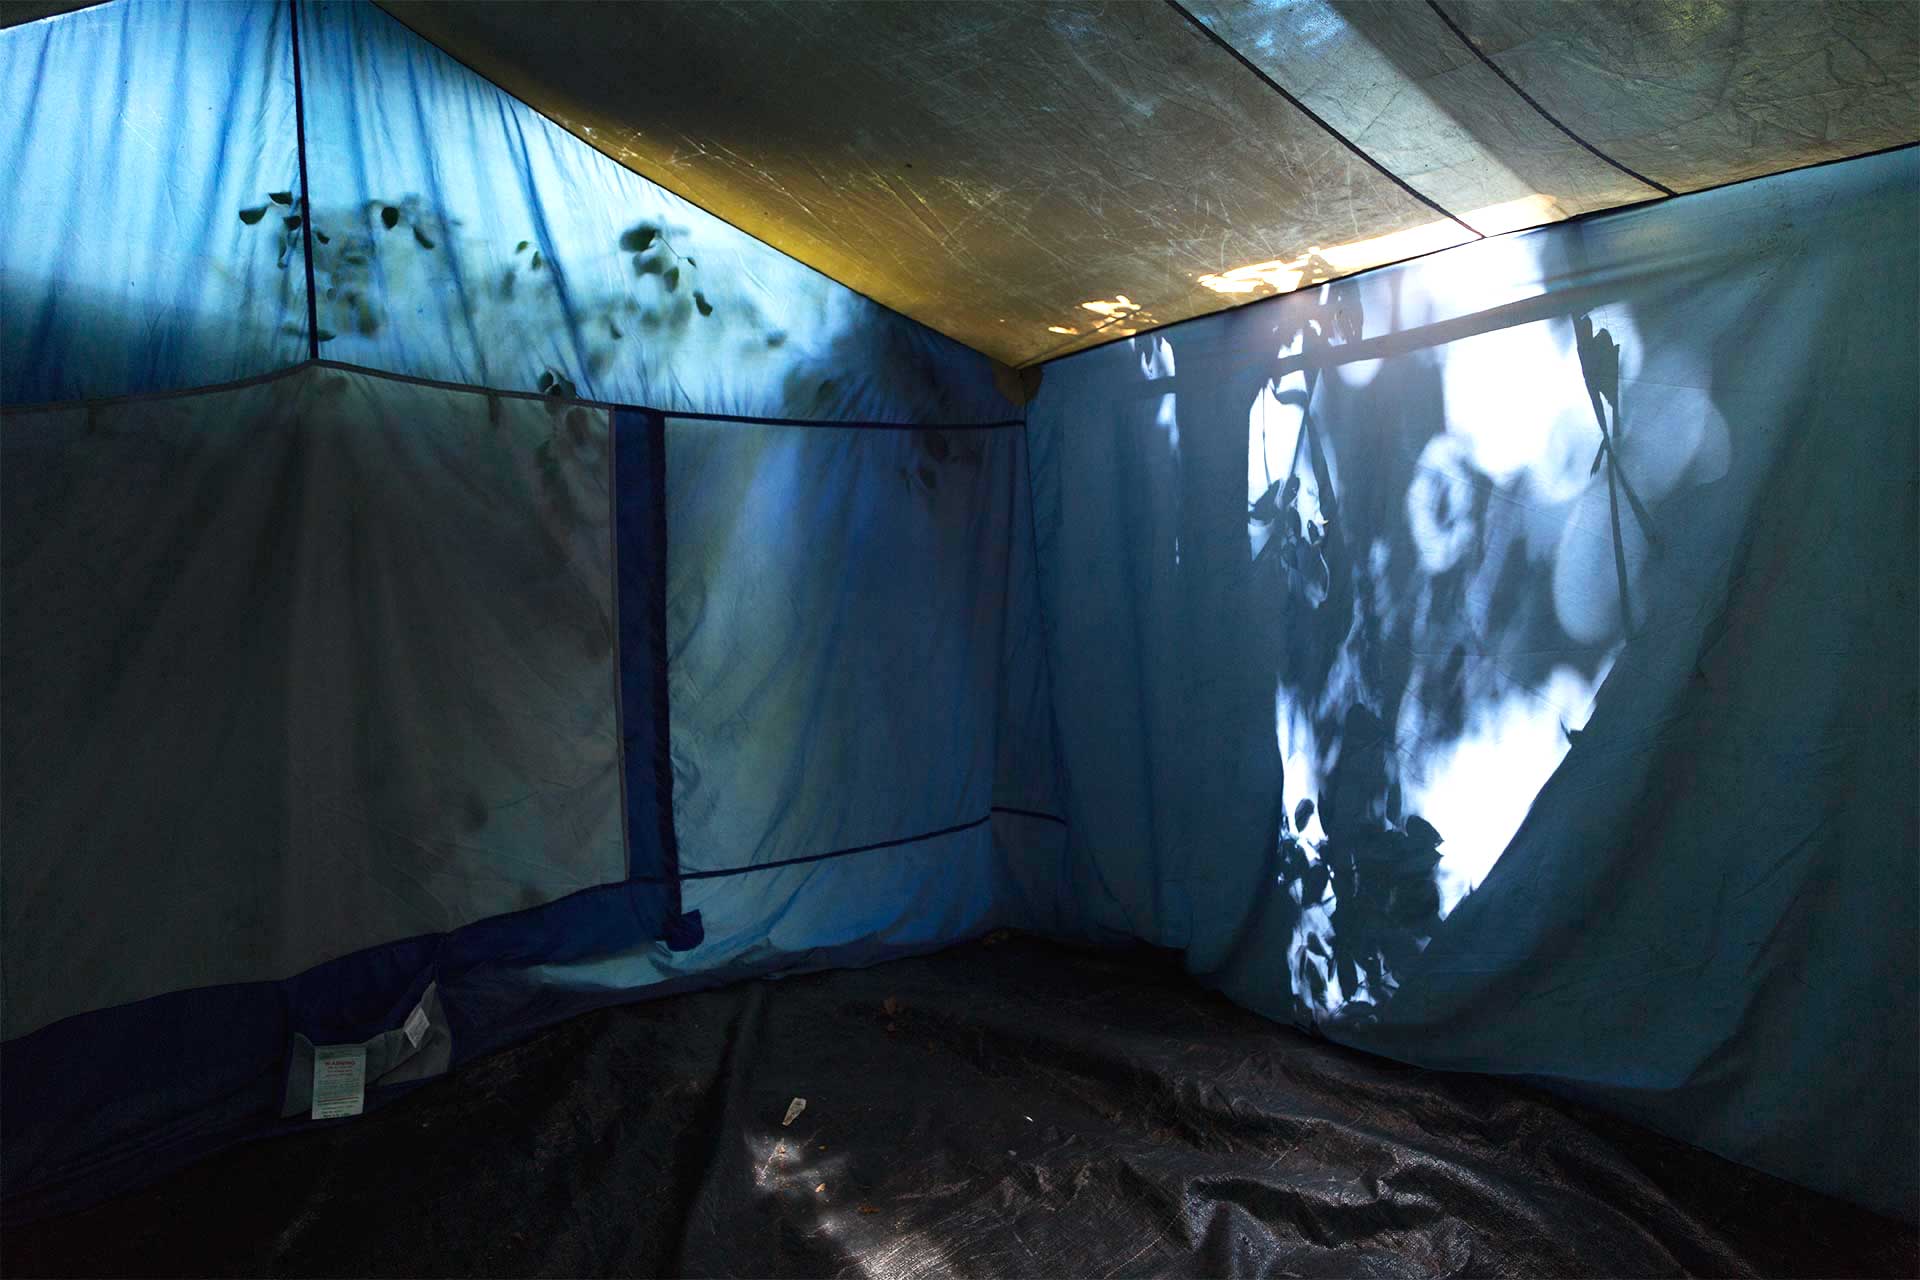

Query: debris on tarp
[781,1097,807,1126]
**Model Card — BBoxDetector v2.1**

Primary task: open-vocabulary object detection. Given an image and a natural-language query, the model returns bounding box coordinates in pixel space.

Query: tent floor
[7,935,1914,1278]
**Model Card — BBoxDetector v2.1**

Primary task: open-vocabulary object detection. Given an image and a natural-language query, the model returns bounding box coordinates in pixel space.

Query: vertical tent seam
[647,409,687,927]
[610,399,633,882]
[614,406,696,944]
[288,0,320,361]
[1422,0,1677,198]
[1163,0,1484,239]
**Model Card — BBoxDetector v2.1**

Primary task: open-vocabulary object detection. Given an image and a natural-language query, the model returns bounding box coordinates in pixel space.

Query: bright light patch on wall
[1464,193,1565,237]
[1227,213,1737,1020]
[1197,195,1565,299]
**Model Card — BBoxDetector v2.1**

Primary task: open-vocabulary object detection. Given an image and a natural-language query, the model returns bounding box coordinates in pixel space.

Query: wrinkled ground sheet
[6,935,1915,1278]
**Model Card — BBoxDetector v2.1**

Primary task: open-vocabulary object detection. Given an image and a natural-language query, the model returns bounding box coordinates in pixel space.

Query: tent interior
[1,0,1916,1274]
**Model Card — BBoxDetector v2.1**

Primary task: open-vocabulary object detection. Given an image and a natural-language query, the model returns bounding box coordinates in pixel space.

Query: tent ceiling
[386,0,1477,367]
[14,1,1910,365]
[378,0,1919,366]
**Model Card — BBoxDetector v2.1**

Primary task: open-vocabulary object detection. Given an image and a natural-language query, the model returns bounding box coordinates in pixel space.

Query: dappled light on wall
[1216,223,1734,1023]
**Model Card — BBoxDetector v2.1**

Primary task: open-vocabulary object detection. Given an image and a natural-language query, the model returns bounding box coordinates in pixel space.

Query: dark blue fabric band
[0,875,671,1226]
[613,406,701,947]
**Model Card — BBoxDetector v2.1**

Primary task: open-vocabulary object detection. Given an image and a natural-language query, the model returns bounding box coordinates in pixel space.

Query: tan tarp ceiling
[9,0,1913,365]
[380,0,1919,366]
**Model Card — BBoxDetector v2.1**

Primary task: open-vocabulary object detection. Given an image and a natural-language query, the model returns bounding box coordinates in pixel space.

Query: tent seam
[288,0,320,361]
[1422,0,1676,198]
[1162,0,1482,238]
[0,358,1024,430]
[0,804,1068,1056]
[665,807,1068,882]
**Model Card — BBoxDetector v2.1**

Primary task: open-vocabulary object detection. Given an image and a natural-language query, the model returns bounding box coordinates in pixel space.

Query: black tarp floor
[6,935,1915,1278]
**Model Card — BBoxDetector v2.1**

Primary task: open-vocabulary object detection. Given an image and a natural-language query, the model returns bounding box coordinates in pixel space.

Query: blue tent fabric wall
[1025,146,1920,1220]
[0,0,1009,424]
[0,0,304,403]
[291,0,1009,425]
[0,367,671,1219]
[2,0,1913,1236]
[0,0,1046,1224]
